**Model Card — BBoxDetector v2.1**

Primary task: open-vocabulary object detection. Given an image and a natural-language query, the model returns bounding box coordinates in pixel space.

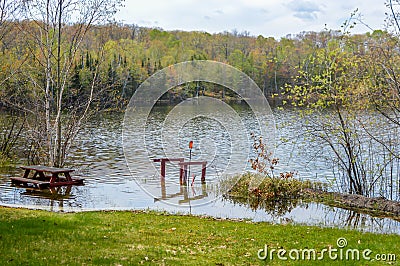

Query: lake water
[1,101,400,235]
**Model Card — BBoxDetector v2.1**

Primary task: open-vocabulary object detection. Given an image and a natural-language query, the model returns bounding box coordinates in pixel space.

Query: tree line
[2,17,390,109]
[1,10,398,109]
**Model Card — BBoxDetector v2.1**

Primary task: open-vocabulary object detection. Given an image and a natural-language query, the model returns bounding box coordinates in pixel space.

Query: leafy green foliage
[280,29,398,196]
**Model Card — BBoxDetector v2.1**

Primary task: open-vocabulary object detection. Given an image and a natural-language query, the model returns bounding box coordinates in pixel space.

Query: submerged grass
[223,172,327,215]
[0,207,399,265]
[227,172,326,200]
[225,172,400,220]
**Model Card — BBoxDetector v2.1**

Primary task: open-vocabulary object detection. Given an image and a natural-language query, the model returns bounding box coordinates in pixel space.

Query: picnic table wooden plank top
[20,165,75,173]
[178,161,207,166]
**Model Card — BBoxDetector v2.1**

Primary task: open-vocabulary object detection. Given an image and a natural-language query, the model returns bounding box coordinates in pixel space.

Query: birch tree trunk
[16,0,123,167]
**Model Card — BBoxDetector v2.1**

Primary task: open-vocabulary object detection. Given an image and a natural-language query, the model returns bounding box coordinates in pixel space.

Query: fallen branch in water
[302,188,400,220]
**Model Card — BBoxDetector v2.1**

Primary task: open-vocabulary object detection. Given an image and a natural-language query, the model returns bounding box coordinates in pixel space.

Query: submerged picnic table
[153,158,207,185]
[11,165,84,189]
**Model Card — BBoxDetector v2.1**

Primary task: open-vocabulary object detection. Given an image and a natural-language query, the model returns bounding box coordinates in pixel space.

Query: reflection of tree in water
[329,207,400,233]
[225,195,400,233]
[220,172,317,217]
[223,194,305,217]
[22,186,73,200]
[6,184,85,211]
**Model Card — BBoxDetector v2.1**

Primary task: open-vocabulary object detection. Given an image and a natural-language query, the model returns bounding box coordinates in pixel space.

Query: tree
[364,2,400,160]
[0,0,15,43]
[284,32,375,195]
[0,0,22,91]
[0,1,28,163]
[15,0,123,167]
[363,31,400,159]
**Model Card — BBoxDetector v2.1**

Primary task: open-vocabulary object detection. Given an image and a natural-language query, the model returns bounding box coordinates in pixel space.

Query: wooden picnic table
[153,158,207,185]
[11,165,84,189]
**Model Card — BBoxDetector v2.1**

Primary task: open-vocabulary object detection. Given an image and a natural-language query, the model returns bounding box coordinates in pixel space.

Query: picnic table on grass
[11,165,84,189]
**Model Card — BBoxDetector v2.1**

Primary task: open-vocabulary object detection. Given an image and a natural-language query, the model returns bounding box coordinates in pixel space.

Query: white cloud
[117,0,387,38]
[287,0,322,13]
[286,0,323,21]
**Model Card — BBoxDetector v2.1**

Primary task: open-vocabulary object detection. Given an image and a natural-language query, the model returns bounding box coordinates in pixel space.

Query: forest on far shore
[1,18,397,109]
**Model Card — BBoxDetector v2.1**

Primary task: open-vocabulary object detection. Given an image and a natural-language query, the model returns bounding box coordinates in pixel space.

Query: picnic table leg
[49,173,58,184]
[22,169,30,179]
[38,171,46,181]
[201,163,206,183]
[183,165,188,185]
[160,159,166,178]
[179,165,184,185]
[64,172,72,181]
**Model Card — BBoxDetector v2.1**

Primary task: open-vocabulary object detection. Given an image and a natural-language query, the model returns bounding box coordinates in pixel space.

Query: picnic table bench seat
[10,177,50,189]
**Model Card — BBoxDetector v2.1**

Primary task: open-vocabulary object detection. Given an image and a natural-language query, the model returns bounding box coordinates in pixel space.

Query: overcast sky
[117,0,388,38]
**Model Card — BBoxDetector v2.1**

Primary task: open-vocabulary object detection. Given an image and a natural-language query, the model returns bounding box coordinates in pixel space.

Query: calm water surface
[1,103,399,235]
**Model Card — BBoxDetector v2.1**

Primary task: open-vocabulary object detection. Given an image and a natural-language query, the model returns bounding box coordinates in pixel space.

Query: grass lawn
[0,207,399,265]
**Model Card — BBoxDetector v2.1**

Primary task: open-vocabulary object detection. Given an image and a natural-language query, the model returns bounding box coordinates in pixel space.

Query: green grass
[0,207,399,265]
